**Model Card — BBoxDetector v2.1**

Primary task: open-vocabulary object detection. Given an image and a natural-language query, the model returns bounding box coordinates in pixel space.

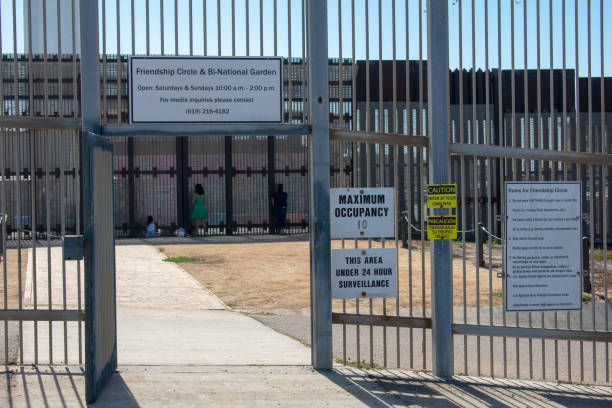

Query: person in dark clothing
[270,184,288,234]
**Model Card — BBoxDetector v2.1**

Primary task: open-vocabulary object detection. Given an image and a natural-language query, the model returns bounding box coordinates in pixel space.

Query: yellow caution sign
[427,215,457,240]
[426,184,457,208]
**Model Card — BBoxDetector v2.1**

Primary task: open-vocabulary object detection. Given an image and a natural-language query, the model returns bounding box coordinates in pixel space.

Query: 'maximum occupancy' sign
[129,57,282,123]
[332,248,397,299]
[330,188,395,238]
[505,181,582,311]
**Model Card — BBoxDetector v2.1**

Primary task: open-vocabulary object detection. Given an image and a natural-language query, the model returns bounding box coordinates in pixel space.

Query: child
[144,215,159,238]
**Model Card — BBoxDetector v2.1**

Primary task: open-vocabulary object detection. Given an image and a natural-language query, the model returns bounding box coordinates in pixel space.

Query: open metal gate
[83,132,117,401]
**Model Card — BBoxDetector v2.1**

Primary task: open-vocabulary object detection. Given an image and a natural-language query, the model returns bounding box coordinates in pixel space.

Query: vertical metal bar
[418,0,426,371]
[231,0,235,56]
[427,0,452,377]
[536,0,546,380]
[405,0,413,369]
[58,0,64,119]
[102,0,107,124]
[72,0,82,366]
[360,0,371,369]
[176,138,185,230]
[1,0,7,366]
[391,0,398,370]
[128,138,135,235]
[57,0,66,364]
[46,132,52,366]
[288,0,292,123]
[29,131,38,364]
[80,0,104,401]
[12,0,24,366]
[245,0,249,56]
[224,137,233,235]
[24,0,39,366]
[600,0,609,384]
[574,0,584,384]
[175,0,179,55]
[1,142,7,361]
[458,0,468,375]
[470,0,481,377]
[586,0,596,383]
[497,0,507,379]
[217,0,221,55]
[146,0,150,55]
[337,0,346,365]
[510,0,521,379]
[559,0,567,382]
[350,0,359,366]
[203,0,207,56]
[307,0,332,370]
[189,0,193,55]
[483,0,494,379]
[160,0,164,54]
[58,132,68,364]
[374,0,383,369]
[273,0,277,56]
[116,0,121,124]
[522,0,532,381]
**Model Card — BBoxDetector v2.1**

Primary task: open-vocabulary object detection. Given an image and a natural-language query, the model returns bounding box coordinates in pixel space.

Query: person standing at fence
[271,183,288,234]
[192,184,208,236]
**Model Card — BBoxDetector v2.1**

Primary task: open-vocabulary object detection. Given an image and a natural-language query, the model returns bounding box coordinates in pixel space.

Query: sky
[1,0,610,76]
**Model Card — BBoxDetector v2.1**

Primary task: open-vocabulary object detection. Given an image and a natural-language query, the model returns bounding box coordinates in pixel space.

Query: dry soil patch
[157,240,503,315]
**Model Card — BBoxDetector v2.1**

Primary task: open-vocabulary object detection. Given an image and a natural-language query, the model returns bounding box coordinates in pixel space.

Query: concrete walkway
[2,242,612,406]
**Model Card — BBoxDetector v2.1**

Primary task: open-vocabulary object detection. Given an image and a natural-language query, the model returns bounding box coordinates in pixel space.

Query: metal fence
[0,0,610,388]
[329,0,611,386]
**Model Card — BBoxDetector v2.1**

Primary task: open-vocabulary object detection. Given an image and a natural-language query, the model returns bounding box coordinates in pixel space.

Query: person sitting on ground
[144,215,159,238]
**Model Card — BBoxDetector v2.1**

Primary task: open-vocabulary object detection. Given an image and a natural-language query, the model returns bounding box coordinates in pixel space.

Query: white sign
[330,188,394,238]
[129,57,282,123]
[505,182,582,311]
[332,248,397,299]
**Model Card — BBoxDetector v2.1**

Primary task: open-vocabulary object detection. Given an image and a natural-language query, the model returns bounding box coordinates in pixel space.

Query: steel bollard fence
[476,222,484,268]
[582,237,591,294]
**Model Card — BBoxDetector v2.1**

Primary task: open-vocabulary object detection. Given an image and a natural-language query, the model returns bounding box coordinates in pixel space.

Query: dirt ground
[0,249,28,309]
[157,239,504,315]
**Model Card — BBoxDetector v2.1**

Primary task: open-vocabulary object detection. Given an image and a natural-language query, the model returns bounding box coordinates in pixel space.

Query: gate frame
[78,0,333,402]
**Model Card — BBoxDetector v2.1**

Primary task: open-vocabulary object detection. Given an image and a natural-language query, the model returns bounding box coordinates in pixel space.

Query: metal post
[80,0,100,400]
[427,0,453,377]
[176,137,185,230]
[476,222,484,268]
[80,0,117,402]
[307,0,332,369]
[224,136,233,235]
[267,135,276,233]
[582,237,591,293]
[127,138,135,236]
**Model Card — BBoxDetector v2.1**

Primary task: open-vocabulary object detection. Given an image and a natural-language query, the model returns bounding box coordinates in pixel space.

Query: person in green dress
[191,184,208,235]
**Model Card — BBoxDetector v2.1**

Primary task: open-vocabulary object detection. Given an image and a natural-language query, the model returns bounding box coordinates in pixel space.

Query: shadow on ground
[1,366,138,408]
[3,365,612,407]
[321,368,612,407]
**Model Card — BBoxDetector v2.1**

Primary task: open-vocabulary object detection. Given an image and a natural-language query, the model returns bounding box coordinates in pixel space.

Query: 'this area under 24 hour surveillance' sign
[332,248,397,299]
[330,188,395,239]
